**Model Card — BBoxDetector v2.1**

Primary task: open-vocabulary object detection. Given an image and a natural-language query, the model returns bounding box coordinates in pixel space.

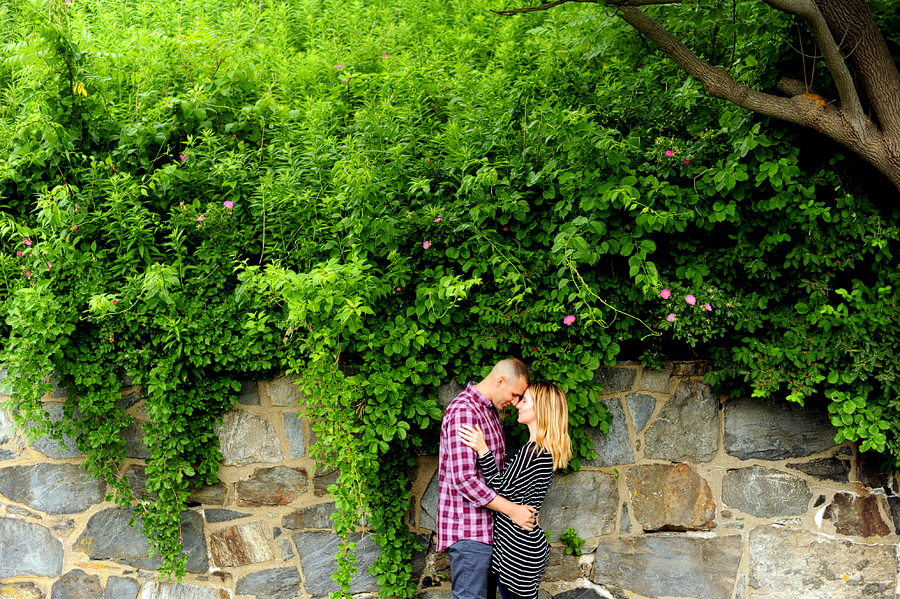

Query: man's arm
[484,494,537,531]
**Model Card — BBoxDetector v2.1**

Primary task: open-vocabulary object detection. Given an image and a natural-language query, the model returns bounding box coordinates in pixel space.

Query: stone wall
[1,363,899,599]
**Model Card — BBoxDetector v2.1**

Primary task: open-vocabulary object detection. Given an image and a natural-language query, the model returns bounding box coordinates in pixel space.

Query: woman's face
[516,388,536,426]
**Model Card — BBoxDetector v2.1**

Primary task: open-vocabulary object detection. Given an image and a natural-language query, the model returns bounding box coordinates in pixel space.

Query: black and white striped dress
[477,442,555,599]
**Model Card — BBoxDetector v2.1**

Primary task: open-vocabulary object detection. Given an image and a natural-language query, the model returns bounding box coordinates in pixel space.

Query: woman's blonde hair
[531,381,572,470]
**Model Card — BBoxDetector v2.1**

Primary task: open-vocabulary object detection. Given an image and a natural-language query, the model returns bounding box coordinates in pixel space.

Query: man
[437,358,537,599]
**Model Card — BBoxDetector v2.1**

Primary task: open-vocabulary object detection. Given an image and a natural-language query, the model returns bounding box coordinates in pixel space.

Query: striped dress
[476,442,555,599]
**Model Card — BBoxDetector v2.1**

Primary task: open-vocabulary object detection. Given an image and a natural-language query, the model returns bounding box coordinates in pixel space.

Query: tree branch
[491,0,677,17]
[762,0,867,141]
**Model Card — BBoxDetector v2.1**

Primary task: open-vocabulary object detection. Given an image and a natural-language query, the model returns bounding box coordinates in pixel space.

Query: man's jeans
[448,539,497,599]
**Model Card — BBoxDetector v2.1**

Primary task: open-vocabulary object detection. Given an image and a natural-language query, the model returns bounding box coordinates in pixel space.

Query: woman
[459,381,572,599]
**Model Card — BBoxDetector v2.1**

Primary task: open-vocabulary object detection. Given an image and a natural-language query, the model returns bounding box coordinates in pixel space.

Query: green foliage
[0,0,899,595]
[560,527,585,556]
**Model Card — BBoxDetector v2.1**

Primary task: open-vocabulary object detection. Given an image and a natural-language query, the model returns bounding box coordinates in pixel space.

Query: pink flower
[683,159,690,164]
[73,225,78,230]
[179,154,187,161]
[563,315,576,326]
[685,295,696,306]
[340,77,349,83]
[65,0,71,3]
[665,150,674,157]
[426,158,431,162]
[16,251,22,257]
[703,303,712,312]
[502,226,508,231]
[422,241,431,249]
[232,134,237,137]
[47,262,52,269]
[25,271,31,278]
[666,313,676,322]
[381,53,389,59]
[660,288,671,299]
[223,200,234,209]
[335,64,344,71]
[112,299,118,305]
[197,215,205,222]
[396,287,401,291]
[23,238,32,246]
[434,217,442,222]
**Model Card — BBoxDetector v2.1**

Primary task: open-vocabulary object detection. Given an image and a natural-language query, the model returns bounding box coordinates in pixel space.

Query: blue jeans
[448,540,497,599]
[497,580,526,599]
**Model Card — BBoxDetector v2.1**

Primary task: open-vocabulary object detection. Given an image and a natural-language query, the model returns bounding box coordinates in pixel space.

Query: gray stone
[583,397,634,467]
[625,393,656,432]
[123,421,150,459]
[282,503,336,529]
[420,472,439,531]
[787,457,850,483]
[313,468,340,497]
[292,532,379,596]
[283,412,305,459]
[235,567,301,599]
[824,491,892,537]
[209,521,274,567]
[205,508,251,523]
[0,463,106,514]
[236,466,308,506]
[644,381,719,462]
[438,380,466,409]
[723,466,812,518]
[724,396,836,460]
[888,496,900,534]
[50,375,69,399]
[138,582,229,599]
[52,569,102,599]
[278,537,295,561]
[264,375,303,407]
[671,361,709,377]
[0,449,18,461]
[544,546,583,582]
[0,407,13,444]
[0,582,44,599]
[31,403,83,458]
[627,463,716,531]
[7,504,42,519]
[591,534,743,599]
[0,518,64,577]
[105,577,141,599]
[0,368,9,395]
[237,380,260,405]
[748,525,897,598]
[636,366,673,393]
[541,471,618,542]
[124,465,154,500]
[189,481,227,506]
[593,367,637,394]
[619,504,631,534]
[214,411,284,466]
[75,508,207,573]
[857,450,891,490]
[736,573,746,599]
[116,392,143,412]
[555,589,627,599]
[52,520,75,533]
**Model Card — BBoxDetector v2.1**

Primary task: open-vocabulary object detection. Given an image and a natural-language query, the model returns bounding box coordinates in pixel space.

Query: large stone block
[0,463,106,515]
[437,381,466,409]
[292,532,380,597]
[591,534,743,599]
[138,582,228,599]
[541,471,618,542]
[0,582,44,599]
[0,407,13,444]
[724,396,836,460]
[627,463,716,531]
[824,491,892,537]
[262,375,303,407]
[593,367,637,394]
[624,393,656,432]
[420,472,439,531]
[237,380,261,405]
[209,521,274,567]
[75,508,207,573]
[123,422,150,459]
[214,411,284,466]
[236,466,309,506]
[644,381,719,463]
[0,448,18,462]
[30,403,83,458]
[636,366,673,393]
[749,525,898,598]
[52,569,102,599]
[583,397,634,467]
[723,466,812,518]
[0,519,64,577]
[787,457,851,483]
[205,509,251,523]
[282,412,305,460]
[543,547,584,582]
[105,577,141,599]
[282,503,336,529]
[235,567,301,599]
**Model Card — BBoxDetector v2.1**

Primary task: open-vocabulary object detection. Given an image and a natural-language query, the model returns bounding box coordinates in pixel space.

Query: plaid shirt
[436,383,506,551]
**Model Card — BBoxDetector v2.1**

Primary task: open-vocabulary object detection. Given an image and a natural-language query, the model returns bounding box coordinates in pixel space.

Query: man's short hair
[496,358,530,386]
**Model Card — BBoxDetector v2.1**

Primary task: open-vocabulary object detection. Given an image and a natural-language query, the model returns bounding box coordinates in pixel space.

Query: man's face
[491,376,528,411]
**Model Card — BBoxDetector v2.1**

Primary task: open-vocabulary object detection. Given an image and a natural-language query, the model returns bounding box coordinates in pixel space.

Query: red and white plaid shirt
[436,383,506,551]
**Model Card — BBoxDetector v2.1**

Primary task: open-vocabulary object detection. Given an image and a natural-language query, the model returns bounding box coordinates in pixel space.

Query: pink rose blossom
[381,53,389,59]
[703,303,712,312]
[23,238,32,246]
[685,294,696,305]
[335,64,344,71]
[73,225,78,230]
[179,154,187,161]
[683,159,690,164]
[666,313,676,322]
[502,226,508,231]
[197,215,205,222]
[434,217,442,222]
[660,288,671,299]
[112,299,118,305]
[563,315,576,326]
[224,200,234,209]
[16,251,22,257]
[423,240,431,249]
[665,150,674,157]
[25,271,31,278]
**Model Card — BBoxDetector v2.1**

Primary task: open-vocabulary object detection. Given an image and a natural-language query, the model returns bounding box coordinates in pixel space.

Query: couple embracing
[437,358,572,599]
